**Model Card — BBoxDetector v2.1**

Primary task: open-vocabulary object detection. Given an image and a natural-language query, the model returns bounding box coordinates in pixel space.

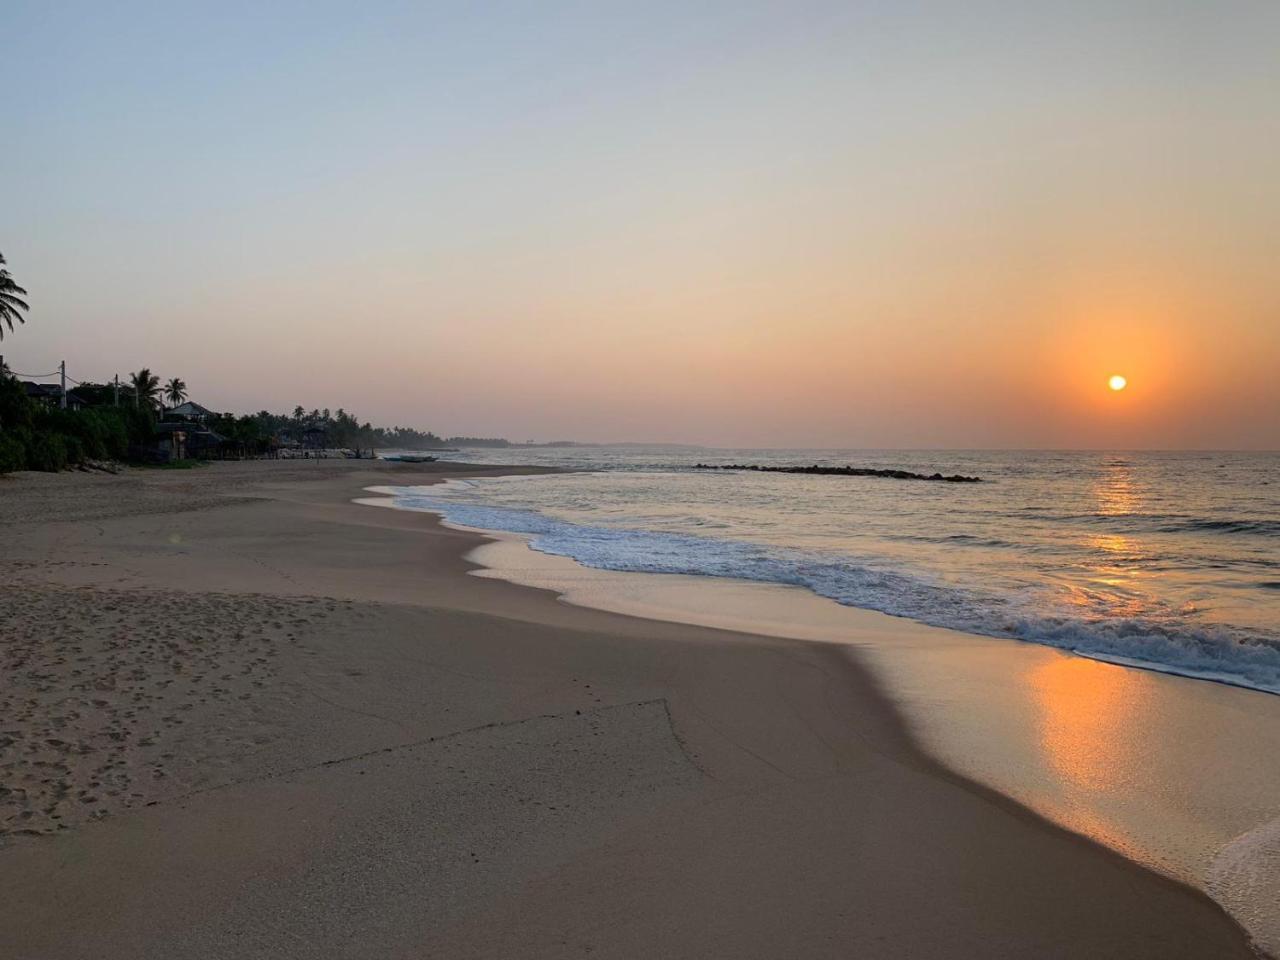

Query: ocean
[380,447,1280,694]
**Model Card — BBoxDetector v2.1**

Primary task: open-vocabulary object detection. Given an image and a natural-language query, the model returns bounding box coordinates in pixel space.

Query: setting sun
[1108,375,1128,392]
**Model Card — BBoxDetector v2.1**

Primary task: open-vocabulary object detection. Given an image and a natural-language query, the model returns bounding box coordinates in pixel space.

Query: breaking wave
[388,491,1280,695]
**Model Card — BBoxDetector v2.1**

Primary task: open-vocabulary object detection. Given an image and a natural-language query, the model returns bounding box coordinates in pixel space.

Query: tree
[0,253,31,341]
[164,377,187,408]
[130,368,161,410]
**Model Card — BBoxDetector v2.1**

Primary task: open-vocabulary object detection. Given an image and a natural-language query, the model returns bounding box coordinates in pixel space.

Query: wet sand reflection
[1027,655,1154,859]
[1030,655,1150,792]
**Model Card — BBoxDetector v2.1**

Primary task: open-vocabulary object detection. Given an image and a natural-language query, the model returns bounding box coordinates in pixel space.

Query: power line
[10,368,119,386]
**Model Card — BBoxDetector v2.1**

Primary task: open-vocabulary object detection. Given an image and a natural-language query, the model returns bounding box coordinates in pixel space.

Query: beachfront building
[164,400,216,423]
[185,426,227,459]
[146,422,188,462]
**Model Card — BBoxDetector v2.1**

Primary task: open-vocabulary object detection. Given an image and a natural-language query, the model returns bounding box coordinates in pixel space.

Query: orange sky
[5,2,1278,448]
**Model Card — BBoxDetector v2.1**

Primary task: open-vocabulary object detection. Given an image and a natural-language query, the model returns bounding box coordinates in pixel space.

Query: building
[21,381,87,410]
[164,400,217,423]
[185,426,227,459]
[143,423,188,462]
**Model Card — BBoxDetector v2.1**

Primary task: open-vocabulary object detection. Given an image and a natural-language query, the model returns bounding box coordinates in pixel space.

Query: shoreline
[0,460,1262,958]
[362,480,1280,953]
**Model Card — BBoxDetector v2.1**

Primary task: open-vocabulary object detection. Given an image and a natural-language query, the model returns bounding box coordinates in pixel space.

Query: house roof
[168,401,216,418]
[22,382,89,405]
[155,422,229,444]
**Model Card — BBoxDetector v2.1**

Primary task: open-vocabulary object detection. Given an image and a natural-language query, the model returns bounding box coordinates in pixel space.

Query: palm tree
[130,368,161,410]
[0,253,31,341]
[164,377,187,408]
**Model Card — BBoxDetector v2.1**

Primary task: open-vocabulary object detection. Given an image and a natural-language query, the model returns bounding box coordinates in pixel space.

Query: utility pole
[60,361,67,409]
[114,374,120,407]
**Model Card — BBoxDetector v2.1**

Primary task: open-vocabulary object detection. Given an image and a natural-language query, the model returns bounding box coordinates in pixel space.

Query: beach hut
[185,426,227,459]
[141,423,188,462]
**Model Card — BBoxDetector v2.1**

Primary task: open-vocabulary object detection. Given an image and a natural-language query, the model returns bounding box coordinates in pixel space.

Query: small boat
[382,454,438,463]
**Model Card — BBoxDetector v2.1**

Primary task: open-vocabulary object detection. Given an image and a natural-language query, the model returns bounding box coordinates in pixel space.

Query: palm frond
[0,307,22,336]
[0,255,28,340]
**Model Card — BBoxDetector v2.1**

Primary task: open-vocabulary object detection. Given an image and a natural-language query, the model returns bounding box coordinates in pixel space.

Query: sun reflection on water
[1075,464,1156,619]
[1094,463,1142,517]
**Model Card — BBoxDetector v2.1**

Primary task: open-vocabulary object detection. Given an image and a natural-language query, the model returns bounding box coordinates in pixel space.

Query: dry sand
[0,459,1261,958]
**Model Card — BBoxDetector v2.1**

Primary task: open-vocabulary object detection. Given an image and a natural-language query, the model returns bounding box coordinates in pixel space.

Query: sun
[1108,374,1127,391]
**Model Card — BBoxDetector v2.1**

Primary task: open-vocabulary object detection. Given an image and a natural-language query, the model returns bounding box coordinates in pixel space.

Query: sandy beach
[0,460,1260,959]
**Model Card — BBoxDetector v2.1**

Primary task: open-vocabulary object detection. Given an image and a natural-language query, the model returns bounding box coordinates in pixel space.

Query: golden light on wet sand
[1109,374,1128,391]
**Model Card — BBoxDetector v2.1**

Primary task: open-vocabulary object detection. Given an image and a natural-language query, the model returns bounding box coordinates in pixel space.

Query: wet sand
[441,525,1280,953]
[0,460,1261,958]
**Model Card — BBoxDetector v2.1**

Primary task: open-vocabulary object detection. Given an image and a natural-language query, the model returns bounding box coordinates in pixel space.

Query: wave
[1166,517,1280,536]
[388,490,1280,695]
[1059,514,1280,537]
[1007,509,1280,538]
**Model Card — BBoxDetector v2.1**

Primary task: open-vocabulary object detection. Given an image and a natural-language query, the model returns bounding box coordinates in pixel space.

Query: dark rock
[691,463,982,483]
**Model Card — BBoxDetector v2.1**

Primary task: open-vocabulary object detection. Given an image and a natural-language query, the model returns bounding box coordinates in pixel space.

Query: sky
[4,1,1278,448]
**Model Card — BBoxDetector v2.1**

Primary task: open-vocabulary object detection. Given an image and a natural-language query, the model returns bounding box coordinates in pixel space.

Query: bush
[38,408,98,460]
[99,413,129,459]
[0,376,32,434]
[26,432,68,472]
[0,374,161,472]
[119,405,155,446]
[0,431,26,472]
[61,434,85,465]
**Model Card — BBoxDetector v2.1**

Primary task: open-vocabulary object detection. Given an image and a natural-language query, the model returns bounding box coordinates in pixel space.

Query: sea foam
[389,490,1280,695]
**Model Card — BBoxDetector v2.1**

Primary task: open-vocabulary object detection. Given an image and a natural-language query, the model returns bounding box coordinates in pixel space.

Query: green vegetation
[0,252,30,341]
[0,260,456,472]
[0,371,460,473]
[250,407,445,451]
[164,377,187,407]
[129,368,161,410]
[0,374,154,472]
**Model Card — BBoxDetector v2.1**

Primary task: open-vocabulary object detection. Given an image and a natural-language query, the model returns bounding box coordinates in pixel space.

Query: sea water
[381,447,1280,693]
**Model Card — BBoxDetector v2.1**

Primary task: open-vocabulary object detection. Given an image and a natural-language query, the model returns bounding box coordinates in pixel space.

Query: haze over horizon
[5,2,1278,450]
